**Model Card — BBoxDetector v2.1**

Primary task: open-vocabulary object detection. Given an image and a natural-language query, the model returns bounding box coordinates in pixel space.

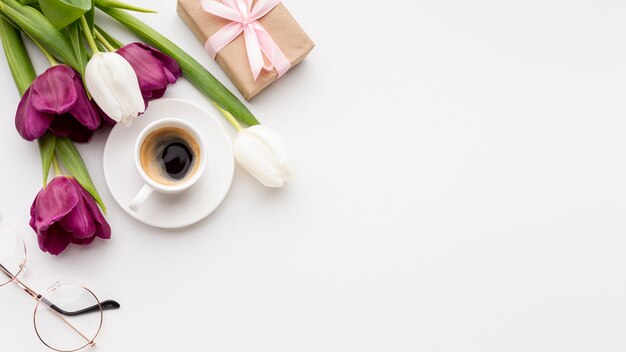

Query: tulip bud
[15,65,101,143]
[116,42,182,102]
[233,125,294,187]
[85,52,145,127]
[30,176,111,255]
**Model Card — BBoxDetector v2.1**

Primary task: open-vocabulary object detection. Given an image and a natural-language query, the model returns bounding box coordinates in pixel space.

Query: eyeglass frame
[0,224,120,351]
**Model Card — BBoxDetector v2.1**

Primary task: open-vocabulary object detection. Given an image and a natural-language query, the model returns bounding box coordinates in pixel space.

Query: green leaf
[95,0,155,13]
[0,15,36,94]
[37,133,56,186]
[96,4,260,126]
[38,0,92,29]
[0,19,60,189]
[0,0,81,70]
[66,21,88,76]
[55,138,106,212]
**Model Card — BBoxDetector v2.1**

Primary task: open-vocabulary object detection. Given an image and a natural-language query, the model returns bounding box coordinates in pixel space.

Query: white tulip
[85,52,145,127]
[233,125,294,187]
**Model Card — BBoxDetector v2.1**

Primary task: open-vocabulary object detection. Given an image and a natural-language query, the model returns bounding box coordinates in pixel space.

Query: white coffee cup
[129,118,207,211]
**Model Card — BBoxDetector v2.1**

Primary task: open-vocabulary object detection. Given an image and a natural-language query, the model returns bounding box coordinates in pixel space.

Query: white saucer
[103,98,234,229]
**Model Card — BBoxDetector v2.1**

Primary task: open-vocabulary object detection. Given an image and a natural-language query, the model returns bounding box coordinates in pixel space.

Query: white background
[1,0,626,351]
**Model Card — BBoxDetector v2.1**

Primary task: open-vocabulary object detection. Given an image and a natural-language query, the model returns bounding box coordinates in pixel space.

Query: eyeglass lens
[0,224,26,286]
[35,283,103,352]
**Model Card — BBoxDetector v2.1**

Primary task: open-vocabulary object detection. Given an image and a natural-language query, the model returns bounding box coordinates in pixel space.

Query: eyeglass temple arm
[41,297,121,316]
[0,262,121,316]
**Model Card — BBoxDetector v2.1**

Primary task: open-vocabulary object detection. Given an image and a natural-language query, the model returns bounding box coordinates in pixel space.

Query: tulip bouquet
[0,0,294,255]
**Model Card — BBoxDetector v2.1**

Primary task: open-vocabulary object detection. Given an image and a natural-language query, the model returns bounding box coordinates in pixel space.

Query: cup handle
[129,184,154,212]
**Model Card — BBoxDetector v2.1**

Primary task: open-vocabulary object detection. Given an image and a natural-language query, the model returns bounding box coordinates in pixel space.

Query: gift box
[177,0,315,100]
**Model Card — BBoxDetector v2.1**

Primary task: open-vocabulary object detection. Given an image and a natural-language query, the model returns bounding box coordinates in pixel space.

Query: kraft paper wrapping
[177,0,315,100]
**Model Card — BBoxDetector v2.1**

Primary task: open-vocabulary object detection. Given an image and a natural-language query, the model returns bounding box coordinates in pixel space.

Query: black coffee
[162,142,193,180]
[140,127,201,185]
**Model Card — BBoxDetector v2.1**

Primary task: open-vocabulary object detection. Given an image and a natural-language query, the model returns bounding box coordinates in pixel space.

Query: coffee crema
[140,127,201,185]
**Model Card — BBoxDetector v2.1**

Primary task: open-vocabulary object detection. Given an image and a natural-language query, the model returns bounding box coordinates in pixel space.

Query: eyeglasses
[0,224,120,352]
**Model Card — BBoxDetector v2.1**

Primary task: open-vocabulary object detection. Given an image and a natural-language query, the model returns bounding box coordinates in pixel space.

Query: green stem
[29,36,57,65]
[52,155,62,176]
[94,25,123,49]
[80,15,99,54]
[94,29,116,52]
[213,102,243,131]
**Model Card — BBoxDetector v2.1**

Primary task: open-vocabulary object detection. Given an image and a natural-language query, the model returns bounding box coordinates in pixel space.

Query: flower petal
[67,126,96,143]
[74,179,111,240]
[30,65,78,115]
[233,125,294,187]
[30,177,79,235]
[85,53,124,121]
[15,87,54,141]
[118,43,170,90]
[29,176,110,255]
[48,114,95,143]
[58,191,97,239]
[85,54,122,122]
[135,43,181,82]
[68,71,101,131]
[86,52,145,125]
[117,43,182,101]
[37,224,71,255]
[137,43,182,80]
[95,104,116,127]
[68,235,96,245]
[148,88,167,100]
[102,52,145,123]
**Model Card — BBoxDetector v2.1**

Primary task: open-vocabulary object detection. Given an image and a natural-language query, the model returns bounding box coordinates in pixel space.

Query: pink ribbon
[201,0,291,81]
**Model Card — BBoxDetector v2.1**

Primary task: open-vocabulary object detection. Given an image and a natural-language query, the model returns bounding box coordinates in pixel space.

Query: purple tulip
[30,177,111,255]
[15,65,101,143]
[117,42,182,102]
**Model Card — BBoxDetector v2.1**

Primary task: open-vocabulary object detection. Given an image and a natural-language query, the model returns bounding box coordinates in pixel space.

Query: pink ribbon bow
[201,0,291,81]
